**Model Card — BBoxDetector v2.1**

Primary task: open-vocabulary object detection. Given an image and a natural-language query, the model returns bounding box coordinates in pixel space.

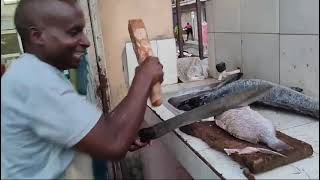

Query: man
[184,22,193,41]
[1,0,164,179]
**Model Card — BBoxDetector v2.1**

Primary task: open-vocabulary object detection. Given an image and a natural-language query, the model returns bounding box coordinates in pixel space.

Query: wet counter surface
[145,79,319,179]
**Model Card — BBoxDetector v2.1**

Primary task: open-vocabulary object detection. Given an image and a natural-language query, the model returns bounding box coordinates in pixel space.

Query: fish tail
[268,139,292,152]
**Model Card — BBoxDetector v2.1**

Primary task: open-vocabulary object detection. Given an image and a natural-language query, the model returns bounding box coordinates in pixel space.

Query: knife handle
[138,127,156,143]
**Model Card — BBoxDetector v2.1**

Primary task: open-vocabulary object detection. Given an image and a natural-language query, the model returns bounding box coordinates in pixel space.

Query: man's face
[40,2,90,70]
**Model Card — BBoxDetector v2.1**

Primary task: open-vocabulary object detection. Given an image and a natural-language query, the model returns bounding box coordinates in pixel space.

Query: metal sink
[162,80,220,115]
[164,74,244,114]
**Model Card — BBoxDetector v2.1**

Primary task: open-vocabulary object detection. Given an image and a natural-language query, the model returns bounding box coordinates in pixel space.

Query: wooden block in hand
[128,19,162,107]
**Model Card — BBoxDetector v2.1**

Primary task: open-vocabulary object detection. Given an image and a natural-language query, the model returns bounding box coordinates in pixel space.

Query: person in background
[1,0,164,179]
[184,22,193,41]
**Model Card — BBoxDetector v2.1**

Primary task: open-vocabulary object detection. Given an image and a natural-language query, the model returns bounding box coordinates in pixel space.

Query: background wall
[206,0,319,98]
[1,2,16,30]
[99,0,174,107]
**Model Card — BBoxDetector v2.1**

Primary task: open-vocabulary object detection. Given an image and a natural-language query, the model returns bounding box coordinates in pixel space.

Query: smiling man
[1,0,164,179]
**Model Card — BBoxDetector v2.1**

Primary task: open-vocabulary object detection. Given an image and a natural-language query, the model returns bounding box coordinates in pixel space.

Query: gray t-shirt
[1,53,102,179]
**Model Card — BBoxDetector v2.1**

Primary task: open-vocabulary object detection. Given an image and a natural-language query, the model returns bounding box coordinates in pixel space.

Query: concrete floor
[177,40,209,57]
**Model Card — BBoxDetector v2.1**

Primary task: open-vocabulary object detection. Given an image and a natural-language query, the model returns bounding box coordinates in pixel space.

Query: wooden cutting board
[179,121,313,174]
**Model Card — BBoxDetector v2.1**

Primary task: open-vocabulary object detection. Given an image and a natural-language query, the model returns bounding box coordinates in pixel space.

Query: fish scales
[215,106,292,152]
[185,79,319,119]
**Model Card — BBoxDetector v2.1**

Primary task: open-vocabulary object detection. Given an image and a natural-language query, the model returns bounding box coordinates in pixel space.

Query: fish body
[258,82,319,119]
[215,106,291,152]
[177,79,319,119]
[169,73,243,110]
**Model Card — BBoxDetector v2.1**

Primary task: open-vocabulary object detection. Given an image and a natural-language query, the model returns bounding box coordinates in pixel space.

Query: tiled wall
[207,0,319,97]
[125,38,178,86]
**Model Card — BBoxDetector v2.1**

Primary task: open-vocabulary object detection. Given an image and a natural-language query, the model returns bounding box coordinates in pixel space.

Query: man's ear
[29,27,44,45]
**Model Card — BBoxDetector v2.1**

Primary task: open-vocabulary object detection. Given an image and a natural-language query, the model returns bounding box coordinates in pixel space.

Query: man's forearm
[74,57,163,160]
[105,73,152,151]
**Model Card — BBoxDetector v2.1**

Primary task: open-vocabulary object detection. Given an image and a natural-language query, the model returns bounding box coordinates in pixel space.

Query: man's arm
[74,57,163,160]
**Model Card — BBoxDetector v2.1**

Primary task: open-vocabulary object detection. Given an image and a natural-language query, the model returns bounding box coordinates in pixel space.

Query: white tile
[175,129,211,151]
[241,0,279,33]
[157,39,178,85]
[125,41,158,86]
[124,42,136,86]
[280,35,319,97]
[175,129,194,141]
[185,137,210,151]
[206,0,214,33]
[150,103,176,121]
[210,0,241,32]
[252,106,316,131]
[256,154,319,179]
[214,33,242,71]
[242,34,280,83]
[280,0,319,34]
[282,122,319,154]
[198,148,247,179]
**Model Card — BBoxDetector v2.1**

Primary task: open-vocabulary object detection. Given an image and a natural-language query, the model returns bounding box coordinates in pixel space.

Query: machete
[138,83,273,142]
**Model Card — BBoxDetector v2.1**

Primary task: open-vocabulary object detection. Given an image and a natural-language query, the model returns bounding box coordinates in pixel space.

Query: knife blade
[138,83,273,142]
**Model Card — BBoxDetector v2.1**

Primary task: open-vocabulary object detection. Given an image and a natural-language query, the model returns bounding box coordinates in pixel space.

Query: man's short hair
[14,0,78,45]
[14,0,35,44]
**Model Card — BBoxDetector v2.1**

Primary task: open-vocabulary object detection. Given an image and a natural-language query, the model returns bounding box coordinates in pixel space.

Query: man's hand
[128,139,150,152]
[135,56,164,86]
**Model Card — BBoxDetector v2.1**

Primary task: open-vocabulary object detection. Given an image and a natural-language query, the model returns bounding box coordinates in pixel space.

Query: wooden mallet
[128,19,162,107]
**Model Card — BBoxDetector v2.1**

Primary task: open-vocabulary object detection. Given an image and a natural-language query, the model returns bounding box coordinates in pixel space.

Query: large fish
[169,73,243,110]
[175,79,319,119]
[215,106,292,152]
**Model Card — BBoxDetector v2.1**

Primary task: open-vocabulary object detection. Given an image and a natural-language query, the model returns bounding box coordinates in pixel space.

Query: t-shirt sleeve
[28,85,102,148]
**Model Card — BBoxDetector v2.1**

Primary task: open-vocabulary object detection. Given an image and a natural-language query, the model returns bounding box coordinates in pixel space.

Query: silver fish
[215,106,292,152]
[173,79,319,119]
[168,73,243,108]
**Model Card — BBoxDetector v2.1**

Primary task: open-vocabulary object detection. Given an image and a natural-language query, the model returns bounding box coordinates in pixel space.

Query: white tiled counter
[144,79,319,179]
